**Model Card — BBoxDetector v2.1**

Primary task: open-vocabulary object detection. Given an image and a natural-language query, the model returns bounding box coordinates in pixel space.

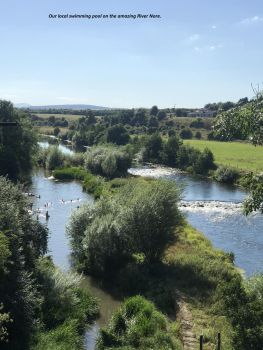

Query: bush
[218,274,263,350]
[85,145,132,178]
[107,125,130,145]
[214,166,239,184]
[96,296,178,350]
[179,128,193,139]
[46,147,64,170]
[36,257,98,329]
[195,131,202,139]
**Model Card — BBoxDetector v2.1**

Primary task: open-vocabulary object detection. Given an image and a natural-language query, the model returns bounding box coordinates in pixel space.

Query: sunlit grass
[185,140,263,172]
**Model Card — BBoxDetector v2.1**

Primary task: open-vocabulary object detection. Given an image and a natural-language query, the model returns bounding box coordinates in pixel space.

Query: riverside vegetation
[1,98,263,349]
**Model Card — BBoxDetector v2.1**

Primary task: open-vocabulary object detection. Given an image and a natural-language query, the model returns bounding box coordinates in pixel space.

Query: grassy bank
[53,167,143,198]
[165,224,238,349]
[185,140,263,172]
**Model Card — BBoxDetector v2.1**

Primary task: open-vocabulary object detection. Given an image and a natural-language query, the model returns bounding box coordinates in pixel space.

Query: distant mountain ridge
[15,103,108,110]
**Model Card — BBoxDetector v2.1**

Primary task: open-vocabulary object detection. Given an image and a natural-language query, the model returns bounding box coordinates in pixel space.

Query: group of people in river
[25,194,82,221]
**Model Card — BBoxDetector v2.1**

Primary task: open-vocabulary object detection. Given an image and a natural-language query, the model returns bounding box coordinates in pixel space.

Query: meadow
[185,140,263,172]
[35,113,83,121]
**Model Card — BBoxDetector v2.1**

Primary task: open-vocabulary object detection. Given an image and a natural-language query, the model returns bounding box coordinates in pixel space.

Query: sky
[1,0,263,108]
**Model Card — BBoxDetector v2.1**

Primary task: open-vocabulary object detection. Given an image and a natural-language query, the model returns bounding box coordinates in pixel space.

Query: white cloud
[241,15,263,25]
[211,25,217,29]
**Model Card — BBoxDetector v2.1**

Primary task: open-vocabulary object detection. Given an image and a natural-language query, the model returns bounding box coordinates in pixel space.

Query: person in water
[45,211,50,220]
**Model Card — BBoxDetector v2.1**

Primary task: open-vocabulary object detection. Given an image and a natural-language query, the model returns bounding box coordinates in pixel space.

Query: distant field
[36,126,69,135]
[185,140,263,172]
[36,113,83,121]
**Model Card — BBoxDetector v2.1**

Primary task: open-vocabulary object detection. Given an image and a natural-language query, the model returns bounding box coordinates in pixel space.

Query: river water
[33,143,263,348]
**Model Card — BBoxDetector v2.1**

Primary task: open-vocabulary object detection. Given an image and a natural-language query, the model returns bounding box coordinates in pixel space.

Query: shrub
[195,131,202,139]
[179,128,193,139]
[218,274,263,350]
[107,125,130,145]
[36,257,98,329]
[214,166,239,184]
[85,145,132,178]
[46,147,64,170]
[96,296,178,350]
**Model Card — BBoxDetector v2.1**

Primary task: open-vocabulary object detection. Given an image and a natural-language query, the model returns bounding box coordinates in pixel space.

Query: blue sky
[1,0,263,108]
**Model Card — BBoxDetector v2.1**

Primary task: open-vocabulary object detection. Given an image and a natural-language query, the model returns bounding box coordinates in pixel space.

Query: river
[33,143,263,348]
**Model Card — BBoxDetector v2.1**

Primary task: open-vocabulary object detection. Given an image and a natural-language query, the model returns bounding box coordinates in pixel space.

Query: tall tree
[0,100,37,179]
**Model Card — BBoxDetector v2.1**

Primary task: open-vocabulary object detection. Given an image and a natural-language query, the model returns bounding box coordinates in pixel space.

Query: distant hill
[14,103,31,108]
[15,104,108,111]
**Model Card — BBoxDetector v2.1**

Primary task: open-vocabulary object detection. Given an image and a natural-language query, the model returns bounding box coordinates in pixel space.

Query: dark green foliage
[148,116,159,128]
[53,127,60,136]
[67,180,182,276]
[218,274,263,350]
[142,133,163,162]
[150,105,159,116]
[157,110,166,121]
[142,135,215,176]
[46,146,64,170]
[179,128,193,139]
[96,296,178,350]
[107,125,130,145]
[195,131,202,139]
[243,173,263,214]
[0,177,48,349]
[0,100,37,179]
[214,166,239,184]
[191,147,215,175]
[164,136,181,167]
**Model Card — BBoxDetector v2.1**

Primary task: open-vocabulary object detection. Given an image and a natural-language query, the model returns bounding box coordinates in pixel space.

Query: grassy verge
[165,224,239,349]
[185,140,263,172]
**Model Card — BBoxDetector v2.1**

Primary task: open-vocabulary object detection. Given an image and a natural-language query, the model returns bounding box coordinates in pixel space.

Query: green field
[185,140,263,172]
[36,113,83,121]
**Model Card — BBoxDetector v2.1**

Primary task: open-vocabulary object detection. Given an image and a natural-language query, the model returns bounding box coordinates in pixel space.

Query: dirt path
[177,294,197,350]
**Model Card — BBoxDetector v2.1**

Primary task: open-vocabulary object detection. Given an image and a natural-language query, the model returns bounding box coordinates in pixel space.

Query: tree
[142,133,163,162]
[164,136,181,166]
[53,127,60,136]
[150,105,159,116]
[106,124,130,145]
[67,180,182,276]
[46,146,64,170]
[195,131,202,139]
[148,116,159,128]
[0,177,48,349]
[180,128,193,139]
[157,110,166,120]
[0,100,37,179]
